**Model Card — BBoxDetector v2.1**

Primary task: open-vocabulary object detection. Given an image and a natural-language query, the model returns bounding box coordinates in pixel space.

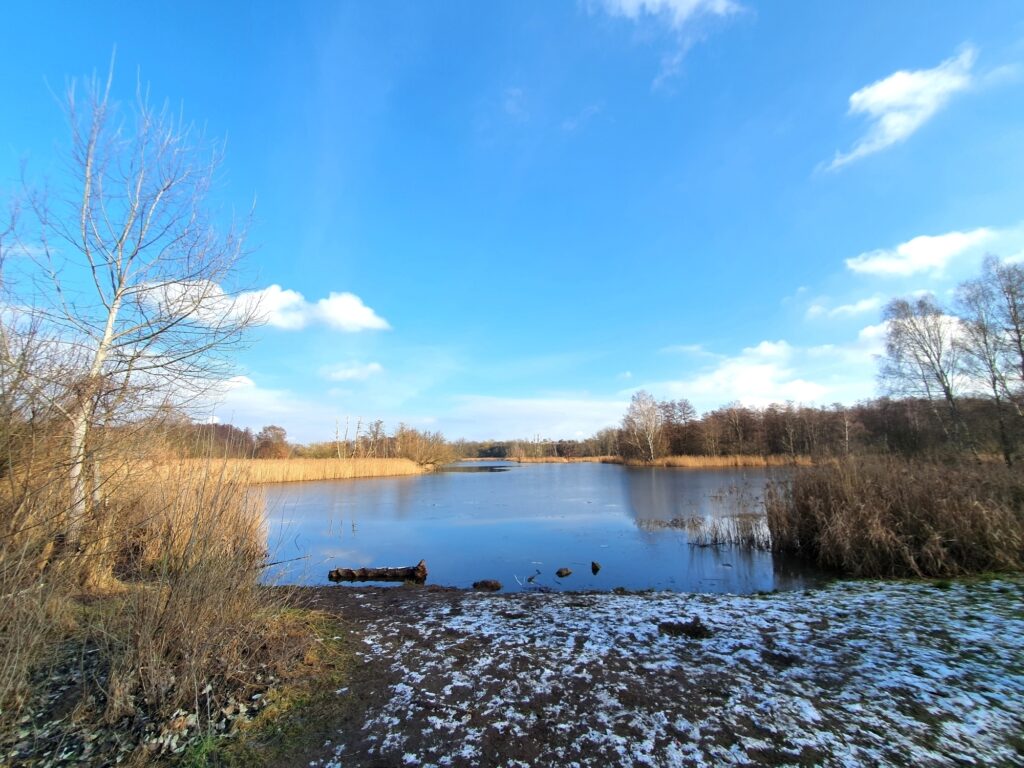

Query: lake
[263,461,827,593]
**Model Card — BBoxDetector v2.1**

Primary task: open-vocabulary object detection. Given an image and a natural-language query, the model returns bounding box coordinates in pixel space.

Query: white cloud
[652,340,829,407]
[240,285,308,329]
[314,292,391,332]
[209,375,302,422]
[600,0,740,29]
[238,285,390,332]
[827,46,976,170]
[322,361,384,382]
[646,332,888,412]
[806,296,883,319]
[846,228,993,277]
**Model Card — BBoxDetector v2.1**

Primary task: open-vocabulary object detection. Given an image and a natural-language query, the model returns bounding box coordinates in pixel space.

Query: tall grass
[766,456,1024,577]
[0,445,314,762]
[188,457,426,484]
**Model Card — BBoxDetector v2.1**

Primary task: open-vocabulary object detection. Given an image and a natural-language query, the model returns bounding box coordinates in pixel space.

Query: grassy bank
[183,457,427,484]
[766,456,1024,577]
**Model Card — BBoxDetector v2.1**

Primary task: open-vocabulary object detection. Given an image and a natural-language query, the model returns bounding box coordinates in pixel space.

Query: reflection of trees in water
[621,467,769,523]
[619,467,824,592]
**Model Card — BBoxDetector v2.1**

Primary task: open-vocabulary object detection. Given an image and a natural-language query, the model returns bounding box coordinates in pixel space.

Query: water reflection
[263,462,825,593]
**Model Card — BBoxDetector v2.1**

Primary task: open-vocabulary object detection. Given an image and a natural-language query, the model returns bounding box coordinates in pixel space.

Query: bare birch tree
[17,63,258,555]
[622,390,665,462]
[881,296,970,450]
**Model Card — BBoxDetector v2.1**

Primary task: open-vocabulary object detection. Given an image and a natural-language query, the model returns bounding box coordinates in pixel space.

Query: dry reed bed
[177,457,426,484]
[511,454,810,467]
[633,454,812,468]
[766,456,1024,577]
[511,456,617,464]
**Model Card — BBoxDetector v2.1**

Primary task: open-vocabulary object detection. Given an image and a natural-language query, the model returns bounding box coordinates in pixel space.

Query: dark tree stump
[328,559,427,584]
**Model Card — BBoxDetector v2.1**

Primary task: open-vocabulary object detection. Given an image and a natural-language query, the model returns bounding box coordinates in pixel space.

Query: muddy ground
[293,578,1024,768]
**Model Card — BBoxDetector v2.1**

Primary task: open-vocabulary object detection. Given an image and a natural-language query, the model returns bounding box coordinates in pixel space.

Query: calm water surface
[263,462,826,593]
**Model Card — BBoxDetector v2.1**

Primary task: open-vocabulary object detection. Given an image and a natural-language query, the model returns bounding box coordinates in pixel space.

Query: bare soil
[289,578,1024,768]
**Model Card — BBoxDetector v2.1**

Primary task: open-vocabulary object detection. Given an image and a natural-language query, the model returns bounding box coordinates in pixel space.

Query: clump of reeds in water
[766,456,1024,578]
[637,515,772,550]
[688,514,773,549]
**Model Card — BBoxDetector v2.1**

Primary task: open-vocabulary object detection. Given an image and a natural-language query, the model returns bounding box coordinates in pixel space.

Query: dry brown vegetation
[0,438,318,764]
[510,454,809,468]
[510,456,616,464]
[634,454,812,469]
[766,457,1024,577]
[206,457,426,484]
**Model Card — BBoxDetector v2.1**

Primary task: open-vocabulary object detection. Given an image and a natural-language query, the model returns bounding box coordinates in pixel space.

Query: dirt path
[299,579,1024,768]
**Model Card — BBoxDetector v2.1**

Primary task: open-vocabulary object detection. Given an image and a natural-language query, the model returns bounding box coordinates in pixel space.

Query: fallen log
[328,559,428,584]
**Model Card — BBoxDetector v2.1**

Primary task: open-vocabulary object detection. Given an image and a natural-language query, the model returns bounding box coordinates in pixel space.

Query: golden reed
[196,457,427,484]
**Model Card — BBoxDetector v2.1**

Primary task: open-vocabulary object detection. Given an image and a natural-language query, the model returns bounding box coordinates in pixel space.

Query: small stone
[472,579,502,591]
[658,617,713,639]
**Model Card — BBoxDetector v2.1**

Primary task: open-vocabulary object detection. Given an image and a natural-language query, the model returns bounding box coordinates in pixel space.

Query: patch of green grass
[179,733,221,768]
[172,611,355,768]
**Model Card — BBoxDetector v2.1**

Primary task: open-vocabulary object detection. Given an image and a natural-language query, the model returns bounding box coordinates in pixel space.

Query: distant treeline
[166,392,1023,466]
[453,396,1023,462]
[165,420,456,466]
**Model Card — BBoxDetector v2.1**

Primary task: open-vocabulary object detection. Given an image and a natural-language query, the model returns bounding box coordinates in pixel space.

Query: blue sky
[3,1,1024,441]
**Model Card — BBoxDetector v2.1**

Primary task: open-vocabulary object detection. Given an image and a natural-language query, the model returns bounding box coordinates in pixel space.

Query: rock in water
[556,567,572,578]
[591,561,601,574]
[472,579,502,591]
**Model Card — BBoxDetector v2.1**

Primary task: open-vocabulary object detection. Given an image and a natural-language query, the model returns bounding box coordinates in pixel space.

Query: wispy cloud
[322,361,384,381]
[806,296,883,319]
[845,228,993,277]
[826,46,976,170]
[595,0,742,89]
[660,343,720,357]
[561,102,605,132]
[502,87,528,121]
[599,0,740,29]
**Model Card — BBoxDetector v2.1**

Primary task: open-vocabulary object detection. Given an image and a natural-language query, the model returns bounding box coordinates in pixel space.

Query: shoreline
[497,454,811,468]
